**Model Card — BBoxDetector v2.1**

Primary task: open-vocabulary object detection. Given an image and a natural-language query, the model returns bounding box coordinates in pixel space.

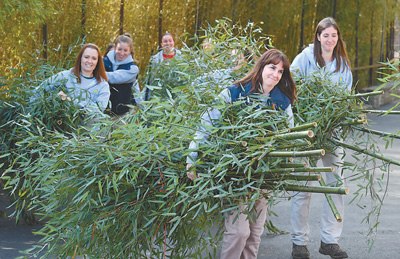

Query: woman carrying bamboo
[37,43,110,114]
[289,17,352,259]
[187,49,297,259]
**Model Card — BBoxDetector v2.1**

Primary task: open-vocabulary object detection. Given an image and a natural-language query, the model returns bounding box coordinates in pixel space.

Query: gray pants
[290,147,345,245]
[220,198,268,259]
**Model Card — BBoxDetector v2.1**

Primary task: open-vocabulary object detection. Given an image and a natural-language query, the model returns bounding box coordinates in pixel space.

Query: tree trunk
[331,0,337,18]
[354,0,360,86]
[194,0,201,36]
[42,23,48,61]
[369,10,374,86]
[231,0,239,24]
[158,0,163,48]
[298,0,306,54]
[119,0,124,35]
[387,20,395,59]
[81,0,86,42]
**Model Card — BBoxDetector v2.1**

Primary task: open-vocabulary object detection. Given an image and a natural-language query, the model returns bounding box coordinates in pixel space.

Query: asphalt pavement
[0,103,399,259]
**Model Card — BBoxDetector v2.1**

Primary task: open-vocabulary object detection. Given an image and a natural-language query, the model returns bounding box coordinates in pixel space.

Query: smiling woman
[103,34,140,115]
[289,17,352,259]
[186,49,297,259]
[80,47,99,77]
[36,43,110,114]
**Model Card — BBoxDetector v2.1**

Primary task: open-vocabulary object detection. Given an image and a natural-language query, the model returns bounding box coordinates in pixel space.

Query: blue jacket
[103,50,139,84]
[103,50,140,114]
[228,82,291,111]
[187,82,294,163]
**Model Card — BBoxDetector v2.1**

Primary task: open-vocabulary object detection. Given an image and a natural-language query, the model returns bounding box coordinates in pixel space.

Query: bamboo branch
[352,126,400,139]
[350,91,384,98]
[362,110,400,115]
[330,139,400,166]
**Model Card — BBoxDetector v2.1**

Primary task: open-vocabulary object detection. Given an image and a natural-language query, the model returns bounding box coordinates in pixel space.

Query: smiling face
[80,47,98,77]
[317,26,338,54]
[161,35,175,54]
[261,61,284,92]
[115,42,131,62]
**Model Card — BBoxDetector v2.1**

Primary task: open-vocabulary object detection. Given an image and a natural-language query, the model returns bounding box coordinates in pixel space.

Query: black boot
[319,241,348,259]
[292,243,310,259]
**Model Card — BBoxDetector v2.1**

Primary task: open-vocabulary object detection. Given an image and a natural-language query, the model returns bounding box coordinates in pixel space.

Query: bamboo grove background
[1,0,399,90]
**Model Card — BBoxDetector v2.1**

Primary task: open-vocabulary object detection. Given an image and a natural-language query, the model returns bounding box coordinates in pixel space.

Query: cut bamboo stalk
[353,126,400,139]
[278,184,349,195]
[319,177,343,222]
[277,141,312,150]
[267,149,325,157]
[247,174,321,182]
[259,130,314,140]
[362,110,400,115]
[289,122,318,132]
[277,174,321,181]
[340,118,367,126]
[266,167,333,174]
[279,163,307,168]
[274,130,314,140]
[331,139,400,166]
[265,122,318,135]
[350,91,384,98]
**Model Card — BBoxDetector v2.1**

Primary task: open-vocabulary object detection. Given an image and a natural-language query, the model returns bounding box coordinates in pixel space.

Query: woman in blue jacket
[290,17,352,259]
[187,49,297,259]
[104,34,140,115]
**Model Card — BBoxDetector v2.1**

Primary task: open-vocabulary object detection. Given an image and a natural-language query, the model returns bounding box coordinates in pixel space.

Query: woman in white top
[290,17,352,259]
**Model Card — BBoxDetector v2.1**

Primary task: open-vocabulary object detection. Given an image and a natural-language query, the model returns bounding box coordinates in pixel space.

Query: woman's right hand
[186,163,197,180]
[58,91,71,101]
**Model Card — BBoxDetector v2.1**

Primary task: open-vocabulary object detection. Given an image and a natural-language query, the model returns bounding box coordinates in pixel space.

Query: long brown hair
[235,49,297,104]
[72,43,107,83]
[313,17,351,72]
[114,33,135,58]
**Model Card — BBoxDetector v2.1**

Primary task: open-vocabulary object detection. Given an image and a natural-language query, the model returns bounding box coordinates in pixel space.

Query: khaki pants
[220,198,268,259]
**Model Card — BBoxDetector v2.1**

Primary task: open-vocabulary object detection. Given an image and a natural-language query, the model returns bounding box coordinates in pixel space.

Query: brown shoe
[319,241,348,259]
[292,243,310,259]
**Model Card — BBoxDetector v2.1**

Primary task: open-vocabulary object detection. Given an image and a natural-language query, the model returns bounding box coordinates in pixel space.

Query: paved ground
[0,103,399,259]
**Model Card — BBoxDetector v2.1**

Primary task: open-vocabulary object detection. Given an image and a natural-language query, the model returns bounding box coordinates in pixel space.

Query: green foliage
[294,71,362,152]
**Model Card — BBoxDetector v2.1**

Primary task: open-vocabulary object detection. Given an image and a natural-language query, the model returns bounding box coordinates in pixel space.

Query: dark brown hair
[235,49,297,104]
[313,17,351,72]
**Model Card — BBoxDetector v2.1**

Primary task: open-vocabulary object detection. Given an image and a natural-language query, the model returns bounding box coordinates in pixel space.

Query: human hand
[58,91,71,101]
[186,163,197,180]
